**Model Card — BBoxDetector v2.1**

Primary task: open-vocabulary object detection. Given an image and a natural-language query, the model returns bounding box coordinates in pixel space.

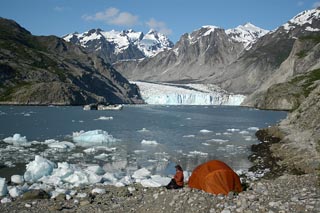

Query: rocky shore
[1,128,319,212]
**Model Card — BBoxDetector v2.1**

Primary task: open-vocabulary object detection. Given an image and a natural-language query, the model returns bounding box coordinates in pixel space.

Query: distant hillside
[0,17,143,105]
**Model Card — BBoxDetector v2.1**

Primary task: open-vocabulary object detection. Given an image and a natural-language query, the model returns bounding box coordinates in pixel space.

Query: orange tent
[188,160,242,195]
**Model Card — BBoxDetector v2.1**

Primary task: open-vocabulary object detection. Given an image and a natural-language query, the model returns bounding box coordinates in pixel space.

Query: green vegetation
[296,50,307,58]
[289,69,320,97]
[299,34,320,44]
[0,82,32,101]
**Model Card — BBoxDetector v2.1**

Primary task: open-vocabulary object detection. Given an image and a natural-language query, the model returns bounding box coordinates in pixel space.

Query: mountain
[114,8,320,96]
[0,17,143,105]
[225,22,269,49]
[216,8,320,94]
[113,23,268,86]
[63,29,174,63]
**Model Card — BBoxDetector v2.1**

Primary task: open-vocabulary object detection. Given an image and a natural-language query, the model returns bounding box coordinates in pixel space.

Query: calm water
[0,105,286,178]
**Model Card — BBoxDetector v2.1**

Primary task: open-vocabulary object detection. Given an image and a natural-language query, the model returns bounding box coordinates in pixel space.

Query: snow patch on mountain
[132,81,245,105]
[226,23,269,49]
[63,29,173,58]
[282,8,320,32]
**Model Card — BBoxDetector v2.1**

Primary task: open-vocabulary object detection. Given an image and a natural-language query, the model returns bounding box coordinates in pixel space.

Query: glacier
[132,81,246,105]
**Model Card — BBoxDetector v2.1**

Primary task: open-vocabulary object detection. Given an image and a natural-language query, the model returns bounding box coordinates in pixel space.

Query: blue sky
[1,0,320,42]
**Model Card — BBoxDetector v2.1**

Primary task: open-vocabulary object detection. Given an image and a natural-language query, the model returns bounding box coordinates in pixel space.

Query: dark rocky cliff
[0,18,143,105]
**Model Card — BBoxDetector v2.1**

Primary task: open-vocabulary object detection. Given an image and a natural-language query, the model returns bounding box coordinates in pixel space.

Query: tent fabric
[188,160,242,195]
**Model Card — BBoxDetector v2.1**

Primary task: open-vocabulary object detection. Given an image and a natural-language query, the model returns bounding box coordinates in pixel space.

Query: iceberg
[72,130,118,146]
[3,133,29,146]
[24,155,56,182]
[132,81,246,105]
[0,178,8,196]
[11,175,24,184]
[141,140,158,145]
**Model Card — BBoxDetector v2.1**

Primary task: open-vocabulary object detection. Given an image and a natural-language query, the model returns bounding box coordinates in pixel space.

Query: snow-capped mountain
[282,8,320,32]
[226,23,269,49]
[63,29,174,63]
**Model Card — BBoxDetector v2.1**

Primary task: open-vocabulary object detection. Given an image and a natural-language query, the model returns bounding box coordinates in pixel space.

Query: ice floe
[199,129,212,133]
[137,128,150,132]
[11,175,24,184]
[141,140,158,145]
[0,177,8,196]
[3,134,29,146]
[95,116,114,120]
[248,127,259,131]
[206,139,229,143]
[183,135,195,138]
[72,130,118,146]
[24,155,56,182]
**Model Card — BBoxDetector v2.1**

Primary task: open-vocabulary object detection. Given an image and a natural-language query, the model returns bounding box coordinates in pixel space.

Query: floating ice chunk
[200,129,212,133]
[117,175,133,186]
[132,168,151,180]
[223,132,232,136]
[188,151,208,156]
[92,188,106,194]
[94,153,111,160]
[48,141,75,151]
[0,178,8,196]
[64,171,89,186]
[1,197,11,203]
[227,128,240,132]
[11,175,24,184]
[3,134,28,146]
[239,130,250,134]
[95,116,113,120]
[8,186,23,198]
[137,128,150,132]
[244,136,253,141]
[85,165,105,175]
[51,162,76,179]
[43,139,59,144]
[83,146,116,154]
[141,140,158,145]
[141,175,171,187]
[102,172,118,184]
[202,143,210,146]
[206,139,229,143]
[134,150,147,154]
[24,155,56,182]
[183,135,195,138]
[86,171,103,184]
[72,130,118,146]
[248,127,259,131]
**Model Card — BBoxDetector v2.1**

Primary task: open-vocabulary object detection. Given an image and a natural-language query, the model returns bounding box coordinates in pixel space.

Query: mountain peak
[282,8,320,32]
[226,23,269,49]
[63,28,174,60]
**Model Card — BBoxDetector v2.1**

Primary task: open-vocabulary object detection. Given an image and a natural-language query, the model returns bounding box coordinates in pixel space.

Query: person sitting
[166,165,184,189]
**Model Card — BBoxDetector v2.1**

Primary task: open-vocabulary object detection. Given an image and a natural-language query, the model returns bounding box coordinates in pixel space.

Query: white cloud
[82,7,139,26]
[297,1,304,6]
[146,18,172,35]
[54,6,65,12]
[313,1,320,8]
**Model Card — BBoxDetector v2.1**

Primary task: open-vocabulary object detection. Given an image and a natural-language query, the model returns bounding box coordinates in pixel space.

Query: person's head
[175,165,183,171]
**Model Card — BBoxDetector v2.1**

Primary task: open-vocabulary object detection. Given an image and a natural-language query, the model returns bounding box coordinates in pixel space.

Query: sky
[1,0,320,42]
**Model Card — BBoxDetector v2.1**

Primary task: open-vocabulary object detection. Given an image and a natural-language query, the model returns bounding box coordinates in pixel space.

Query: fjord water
[0,105,286,178]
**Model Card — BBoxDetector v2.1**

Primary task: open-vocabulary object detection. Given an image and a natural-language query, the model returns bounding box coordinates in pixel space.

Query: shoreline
[1,107,319,212]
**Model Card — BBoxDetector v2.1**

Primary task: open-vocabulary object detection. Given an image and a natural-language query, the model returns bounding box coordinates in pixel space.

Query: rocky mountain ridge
[113,8,320,96]
[63,29,174,63]
[0,17,143,105]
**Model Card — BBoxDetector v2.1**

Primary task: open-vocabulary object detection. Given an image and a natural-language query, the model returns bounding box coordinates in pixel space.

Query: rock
[21,189,50,200]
